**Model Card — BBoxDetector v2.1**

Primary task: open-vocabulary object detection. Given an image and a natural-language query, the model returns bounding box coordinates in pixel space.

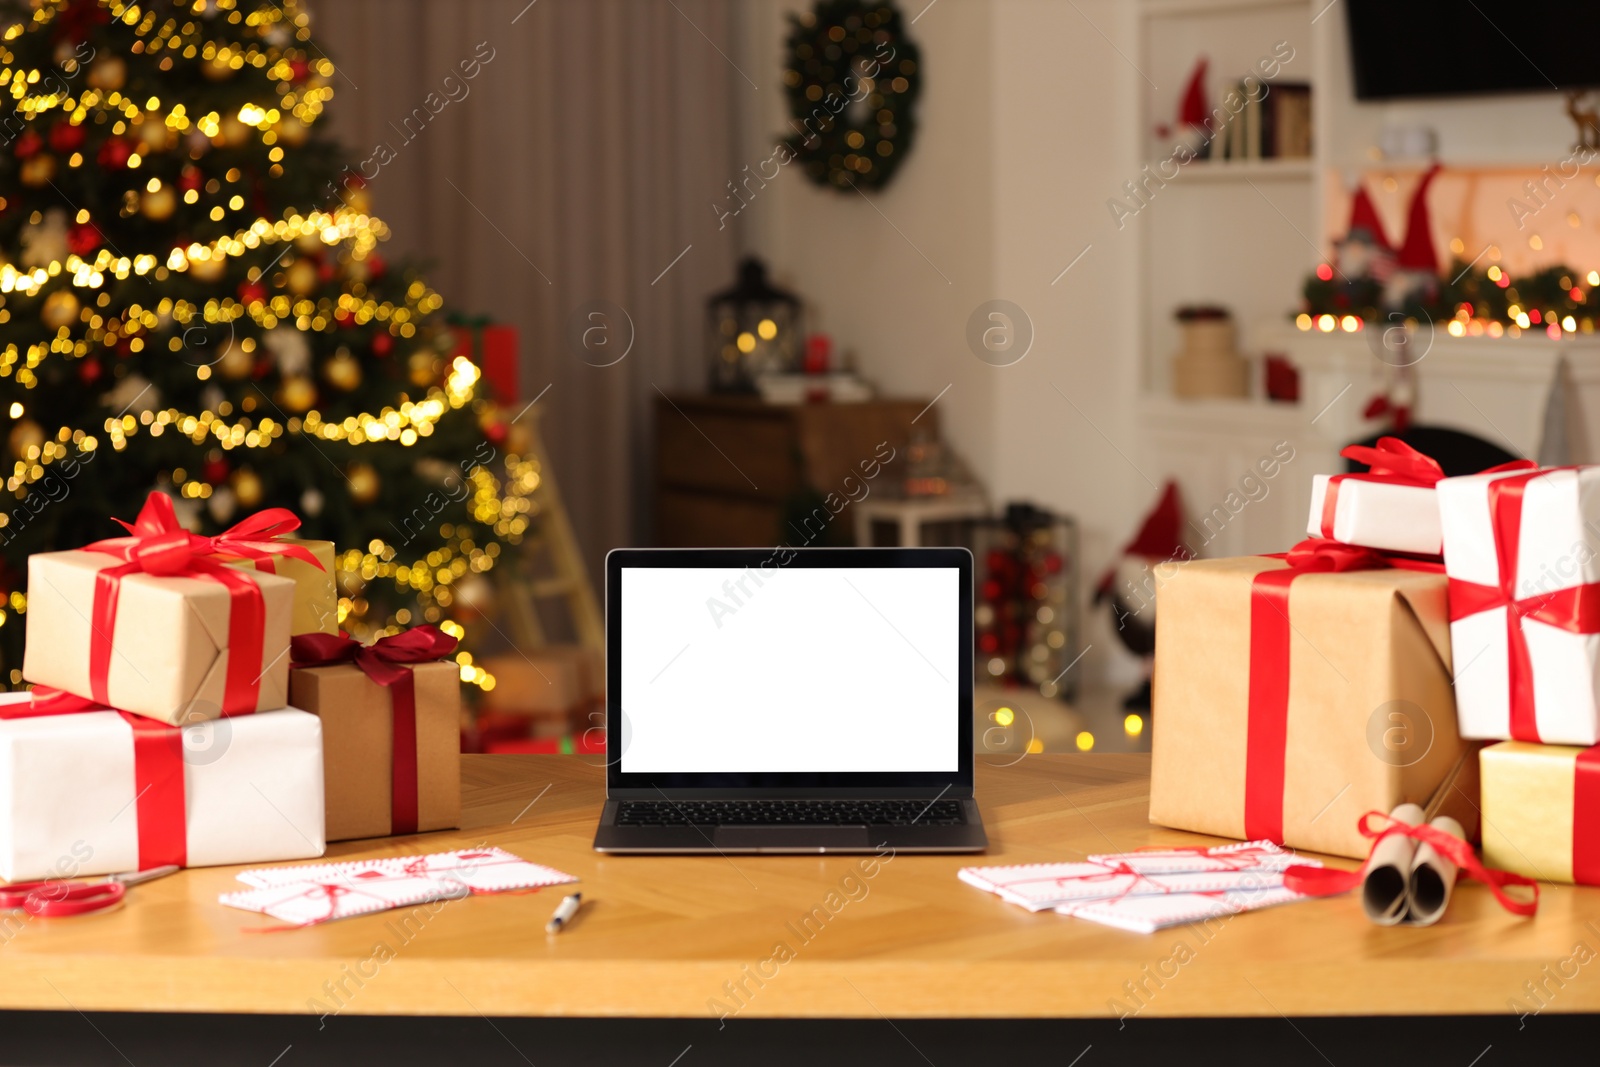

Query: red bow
[291,626,458,835]
[1340,437,1447,487]
[1283,809,1538,918]
[290,626,458,686]
[94,491,323,574]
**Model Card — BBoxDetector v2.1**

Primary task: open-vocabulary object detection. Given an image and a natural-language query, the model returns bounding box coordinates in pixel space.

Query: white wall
[738,0,1146,690]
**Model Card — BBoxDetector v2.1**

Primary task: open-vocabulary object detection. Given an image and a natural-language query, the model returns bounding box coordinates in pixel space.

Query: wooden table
[2,754,1595,1020]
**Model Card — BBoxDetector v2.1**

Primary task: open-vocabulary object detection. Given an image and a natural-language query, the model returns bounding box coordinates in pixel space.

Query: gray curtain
[315,0,745,581]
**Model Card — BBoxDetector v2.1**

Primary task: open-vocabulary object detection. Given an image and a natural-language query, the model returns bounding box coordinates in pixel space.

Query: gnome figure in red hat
[1093,481,1191,711]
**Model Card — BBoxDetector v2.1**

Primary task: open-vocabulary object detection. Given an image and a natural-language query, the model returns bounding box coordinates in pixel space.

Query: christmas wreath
[781,0,921,191]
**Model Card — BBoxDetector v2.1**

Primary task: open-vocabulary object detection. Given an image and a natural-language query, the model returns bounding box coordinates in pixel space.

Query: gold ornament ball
[285,259,318,296]
[187,254,225,283]
[294,231,323,255]
[86,56,127,91]
[408,351,440,387]
[451,573,496,621]
[232,468,264,508]
[277,375,317,412]
[218,339,255,379]
[41,289,80,330]
[141,185,177,221]
[347,462,380,504]
[137,117,172,153]
[276,117,309,146]
[324,349,362,391]
[19,154,56,187]
[341,185,372,215]
[219,115,250,147]
[7,418,45,460]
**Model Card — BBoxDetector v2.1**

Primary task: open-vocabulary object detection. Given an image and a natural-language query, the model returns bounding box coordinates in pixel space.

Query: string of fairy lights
[0,1,538,692]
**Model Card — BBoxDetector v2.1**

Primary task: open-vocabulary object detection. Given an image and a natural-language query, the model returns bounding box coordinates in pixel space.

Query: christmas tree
[0,0,536,691]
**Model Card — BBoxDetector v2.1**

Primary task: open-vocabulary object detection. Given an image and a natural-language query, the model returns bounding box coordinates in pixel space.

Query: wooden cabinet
[653,394,934,547]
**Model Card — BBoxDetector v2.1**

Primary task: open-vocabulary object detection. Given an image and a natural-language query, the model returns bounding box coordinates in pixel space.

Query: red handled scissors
[0,865,180,918]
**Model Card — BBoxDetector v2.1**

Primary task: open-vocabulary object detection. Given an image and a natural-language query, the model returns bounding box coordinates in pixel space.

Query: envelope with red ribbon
[1307,438,1450,556]
[1438,466,1600,745]
[1149,543,1473,859]
[0,692,324,881]
[1480,740,1600,886]
[288,626,462,842]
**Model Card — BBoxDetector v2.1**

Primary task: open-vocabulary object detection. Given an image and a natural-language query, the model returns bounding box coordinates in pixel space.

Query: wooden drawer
[656,489,783,547]
[656,402,798,499]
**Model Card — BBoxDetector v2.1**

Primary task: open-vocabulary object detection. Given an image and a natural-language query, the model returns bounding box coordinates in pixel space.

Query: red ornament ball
[203,457,230,484]
[334,308,355,329]
[67,221,101,256]
[96,136,132,169]
[238,281,267,306]
[48,121,85,154]
[316,260,336,283]
[370,332,393,357]
[484,420,509,446]
[77,358,102,385]
[288,58,312,83]
[365,253,387,281]
[13,130,42,158]
[179,166,203,192]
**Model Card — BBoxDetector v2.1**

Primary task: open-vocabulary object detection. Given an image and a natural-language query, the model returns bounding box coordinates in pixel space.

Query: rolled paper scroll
[1405,815,1465,926]
[1361,802,1425,925]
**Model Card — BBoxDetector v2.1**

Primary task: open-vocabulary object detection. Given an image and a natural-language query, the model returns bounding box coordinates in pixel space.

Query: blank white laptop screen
[619,566,960,774]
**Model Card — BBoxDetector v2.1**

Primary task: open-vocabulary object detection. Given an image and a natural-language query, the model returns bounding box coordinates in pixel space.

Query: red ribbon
[1244,539,1445,843]
[1576,747,1600,886]
[1445,468,1600,743]
[290,626,459,835]
[1282,809,1538,917]
[0,694,187,869]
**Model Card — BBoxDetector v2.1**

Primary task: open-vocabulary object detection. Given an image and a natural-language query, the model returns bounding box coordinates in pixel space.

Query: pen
[545,892,582,934]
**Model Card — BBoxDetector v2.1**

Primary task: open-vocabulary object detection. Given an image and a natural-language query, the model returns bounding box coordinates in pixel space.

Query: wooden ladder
[499,406,603,652]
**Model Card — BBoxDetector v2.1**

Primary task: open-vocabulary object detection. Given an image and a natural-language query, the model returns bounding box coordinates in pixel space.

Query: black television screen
[1347,1,1600,100]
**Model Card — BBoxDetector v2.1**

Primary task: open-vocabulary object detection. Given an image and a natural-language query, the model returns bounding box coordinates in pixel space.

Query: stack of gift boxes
[0,492,462,881]
[1150,439,1600,888]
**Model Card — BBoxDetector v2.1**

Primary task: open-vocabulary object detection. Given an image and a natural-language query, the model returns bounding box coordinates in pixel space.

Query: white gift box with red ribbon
[1308,475,1442,556]
[0,692,325,881]
[1438,466,1600,745]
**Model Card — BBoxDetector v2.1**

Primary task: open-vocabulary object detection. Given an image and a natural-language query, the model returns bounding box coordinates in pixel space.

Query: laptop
[593,547,987,854]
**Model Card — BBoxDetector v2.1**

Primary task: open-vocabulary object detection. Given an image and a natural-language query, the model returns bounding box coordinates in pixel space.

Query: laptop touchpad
[714,826,871,850]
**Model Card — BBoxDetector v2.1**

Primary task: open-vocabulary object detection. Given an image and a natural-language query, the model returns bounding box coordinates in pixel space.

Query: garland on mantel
[1299,259,1600,339]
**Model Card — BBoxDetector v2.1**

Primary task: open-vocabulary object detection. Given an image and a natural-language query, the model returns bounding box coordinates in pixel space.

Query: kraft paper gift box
[1437,465,1600,745]
[1480,741,1600,885]
[289,659,461,841]
[1305,438,1452,556]
[1149,551,1472,859]
[0,693,325,881]
[224,537,338,636]
[23,550,294,726]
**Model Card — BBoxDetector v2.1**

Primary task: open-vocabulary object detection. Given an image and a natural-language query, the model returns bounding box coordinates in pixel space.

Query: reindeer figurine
[1566,90,1600,153]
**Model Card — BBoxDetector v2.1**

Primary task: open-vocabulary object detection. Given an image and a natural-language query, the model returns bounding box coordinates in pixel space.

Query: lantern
[706,256,802,393]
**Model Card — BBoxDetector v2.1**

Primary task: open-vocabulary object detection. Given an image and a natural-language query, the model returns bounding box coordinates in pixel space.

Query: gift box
[481,645,604,736]
[225,537,338,636]
[1149,543,1472,858]
[1480,741,1600,885]
[1438,465,1600,745]
[1305,438,1447,556]
[24,549,294,726]
[288,628,461,841]
[450,318,519,404]
[0,693,325,881]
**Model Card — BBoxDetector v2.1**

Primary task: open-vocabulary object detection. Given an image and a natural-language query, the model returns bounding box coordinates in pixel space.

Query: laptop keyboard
[615,799,965,828]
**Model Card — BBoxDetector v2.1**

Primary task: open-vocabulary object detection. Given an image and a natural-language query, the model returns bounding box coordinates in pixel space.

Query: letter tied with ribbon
[1283,809,1539,917]
[1445,467,1600,744]
[80,491,324,717]
[290,626,459,836]
[1244,538,1446,844]
[0,689,188,870]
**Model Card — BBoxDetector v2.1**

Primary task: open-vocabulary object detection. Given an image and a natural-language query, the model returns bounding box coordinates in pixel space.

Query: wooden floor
[0,753,1593,1019]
